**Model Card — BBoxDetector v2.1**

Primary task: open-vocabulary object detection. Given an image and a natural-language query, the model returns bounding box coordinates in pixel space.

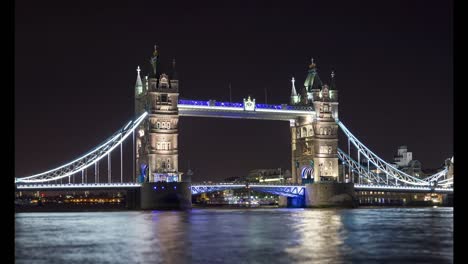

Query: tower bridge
[15,45,453,209]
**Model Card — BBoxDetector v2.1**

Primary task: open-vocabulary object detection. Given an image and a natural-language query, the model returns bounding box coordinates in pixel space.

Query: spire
[135,66,143,95]
[150,44,158,77]
[303,57,323,91]
[172,58,178,79]
[330,70,336,90]
[309,57,316,69]
[291,77,297,96]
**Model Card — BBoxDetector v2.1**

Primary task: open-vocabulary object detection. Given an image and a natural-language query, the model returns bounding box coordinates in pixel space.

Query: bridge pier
[442,193,453,206]
[140,182,192,210]
[278,196,305,208]
[304,182,357,208]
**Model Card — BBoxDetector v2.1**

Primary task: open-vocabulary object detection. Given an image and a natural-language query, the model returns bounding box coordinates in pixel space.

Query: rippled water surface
[15,207,453,263]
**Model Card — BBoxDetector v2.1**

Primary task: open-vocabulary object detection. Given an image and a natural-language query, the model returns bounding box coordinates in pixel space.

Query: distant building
[245,168,291,183]
[393,146,412,167]
[392,146,422,177]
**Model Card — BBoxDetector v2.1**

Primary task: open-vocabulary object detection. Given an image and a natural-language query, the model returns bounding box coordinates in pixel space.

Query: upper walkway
[178,99,315,121]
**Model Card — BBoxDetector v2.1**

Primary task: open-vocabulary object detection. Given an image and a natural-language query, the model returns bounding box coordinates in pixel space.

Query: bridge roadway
[16,182,453,196]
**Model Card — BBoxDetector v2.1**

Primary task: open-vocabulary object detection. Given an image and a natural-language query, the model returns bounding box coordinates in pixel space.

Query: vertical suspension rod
[348,138,352,183]
[358,150,361,184]
[133,129,135,183]
[95,162,98,183]
[121,141,123,183]
[108,153,111,183]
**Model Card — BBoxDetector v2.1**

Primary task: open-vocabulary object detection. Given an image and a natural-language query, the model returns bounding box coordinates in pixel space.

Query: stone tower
[312,78,339,182]
[290,60,339,184]
[135,45,180,183]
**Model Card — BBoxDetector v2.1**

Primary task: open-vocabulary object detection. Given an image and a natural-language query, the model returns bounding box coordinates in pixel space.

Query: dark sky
[15,0,453,182]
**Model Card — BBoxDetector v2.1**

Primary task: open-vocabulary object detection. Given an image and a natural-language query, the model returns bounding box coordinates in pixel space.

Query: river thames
[15,207,453,263]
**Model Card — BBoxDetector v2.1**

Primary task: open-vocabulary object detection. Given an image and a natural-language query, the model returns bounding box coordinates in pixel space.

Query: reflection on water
[15,207,452,264]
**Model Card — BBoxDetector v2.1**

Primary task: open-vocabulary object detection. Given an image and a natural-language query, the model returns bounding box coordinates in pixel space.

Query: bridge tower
[290,60,339,184]
[312,72,339,182]
[136,45,181,183]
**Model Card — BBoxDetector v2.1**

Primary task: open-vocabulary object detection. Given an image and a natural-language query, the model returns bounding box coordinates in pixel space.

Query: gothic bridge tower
[289,59,339,184]
[135,45,180,183]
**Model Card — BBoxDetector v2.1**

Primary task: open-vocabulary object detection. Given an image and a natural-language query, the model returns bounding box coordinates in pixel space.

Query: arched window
[328,128,331,135]
[156,122,160,129]
[167,159,171,169]
[167,122,171,129]
[156,142,161,150]
[302,127,307,137]
[320,127,323,135]
[167,142,171,150]
[328,146,332,154]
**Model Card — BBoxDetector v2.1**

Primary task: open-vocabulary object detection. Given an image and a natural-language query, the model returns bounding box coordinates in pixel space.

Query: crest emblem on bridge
[243,96,256,111]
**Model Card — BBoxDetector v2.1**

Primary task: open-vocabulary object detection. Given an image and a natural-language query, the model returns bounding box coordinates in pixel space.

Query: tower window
[161,94,168,102]
[156,122,160,129]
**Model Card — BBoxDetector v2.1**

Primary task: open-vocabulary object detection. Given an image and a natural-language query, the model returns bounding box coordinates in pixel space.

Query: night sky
[15,0,453,182]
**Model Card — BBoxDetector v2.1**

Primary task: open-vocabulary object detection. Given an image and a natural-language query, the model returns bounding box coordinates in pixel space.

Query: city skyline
[15,0,453,181]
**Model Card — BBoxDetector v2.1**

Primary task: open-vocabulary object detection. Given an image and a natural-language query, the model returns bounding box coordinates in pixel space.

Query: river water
[15,207,453,264]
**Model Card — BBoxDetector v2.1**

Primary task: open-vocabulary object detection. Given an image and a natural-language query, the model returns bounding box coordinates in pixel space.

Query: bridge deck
[15,183,453,194]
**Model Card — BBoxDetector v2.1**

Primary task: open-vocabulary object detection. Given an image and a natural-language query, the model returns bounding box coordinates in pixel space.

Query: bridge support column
[278,196,305,208]
[442,193,453,206]
[304,182,357,208]
[140,182,192,210]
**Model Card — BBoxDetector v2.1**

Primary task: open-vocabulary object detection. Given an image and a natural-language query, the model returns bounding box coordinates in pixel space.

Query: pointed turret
[330,70,336,90]
[328,70,338,102]
[303,58,323,103]
[303,58,323,91]
[291,77,297,96]
[135,66,143,95]
[150,44,158,77]
[172,58,178,80]
[290,77,300,105]
[170,58,179,90]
